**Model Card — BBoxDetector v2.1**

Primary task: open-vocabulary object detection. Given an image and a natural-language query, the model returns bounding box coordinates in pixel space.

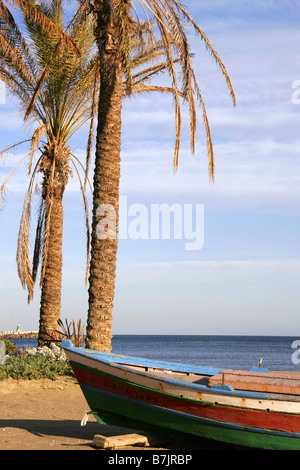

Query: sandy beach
[0,376,232,451]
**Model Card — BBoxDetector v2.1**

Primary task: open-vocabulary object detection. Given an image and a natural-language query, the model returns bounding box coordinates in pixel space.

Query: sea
[8,335,300,372]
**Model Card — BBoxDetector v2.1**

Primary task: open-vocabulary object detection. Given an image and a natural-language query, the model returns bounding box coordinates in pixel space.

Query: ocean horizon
[6,334,300,372]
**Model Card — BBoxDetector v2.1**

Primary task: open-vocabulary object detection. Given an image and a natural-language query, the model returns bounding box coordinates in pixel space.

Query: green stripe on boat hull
[80,384,300,450]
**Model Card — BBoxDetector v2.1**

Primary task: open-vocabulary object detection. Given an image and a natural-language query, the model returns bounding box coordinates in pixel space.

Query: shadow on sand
[0,417,239,450]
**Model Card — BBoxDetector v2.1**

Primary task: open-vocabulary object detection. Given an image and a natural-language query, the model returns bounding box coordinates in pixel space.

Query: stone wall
[0,331,38,339]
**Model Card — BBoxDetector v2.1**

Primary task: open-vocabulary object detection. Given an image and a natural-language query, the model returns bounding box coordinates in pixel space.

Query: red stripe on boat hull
[71,363,300,434]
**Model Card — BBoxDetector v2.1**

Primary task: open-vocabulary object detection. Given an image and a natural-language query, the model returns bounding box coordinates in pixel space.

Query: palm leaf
[9,0,79,53]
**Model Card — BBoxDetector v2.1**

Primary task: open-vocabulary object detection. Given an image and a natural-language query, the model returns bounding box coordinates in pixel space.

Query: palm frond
[39,155,55,287]
[16,155,42,300]
[85,59,99,189]
[8,0,79,53]
[24,39,61,121]
[170,0,236,105]
[31,196,45,289]
[0,0,36,75]
[28,125,46,174]
[119,0,236,175]
[0,32,34,87]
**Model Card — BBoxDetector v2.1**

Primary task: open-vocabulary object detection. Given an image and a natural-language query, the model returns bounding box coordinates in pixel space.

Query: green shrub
[0,339,17,355]
[0,354,73,380]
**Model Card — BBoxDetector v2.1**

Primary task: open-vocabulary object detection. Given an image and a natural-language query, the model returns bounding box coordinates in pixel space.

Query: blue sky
[0,0,299,335]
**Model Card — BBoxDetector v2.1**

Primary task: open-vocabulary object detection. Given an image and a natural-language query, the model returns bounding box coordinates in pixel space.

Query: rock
[25,343,67,361]
[0,341,6,365]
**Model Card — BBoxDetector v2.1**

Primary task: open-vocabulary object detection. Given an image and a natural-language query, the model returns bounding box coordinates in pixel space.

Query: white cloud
[118,135,300,216]
[117,258,300,285]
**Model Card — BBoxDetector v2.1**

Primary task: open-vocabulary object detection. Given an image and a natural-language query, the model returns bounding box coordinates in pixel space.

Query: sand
[0,376,102,450]
[0,376,232,451]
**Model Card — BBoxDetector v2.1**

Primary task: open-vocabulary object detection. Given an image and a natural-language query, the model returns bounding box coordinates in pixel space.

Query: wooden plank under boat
[62,340,300,450]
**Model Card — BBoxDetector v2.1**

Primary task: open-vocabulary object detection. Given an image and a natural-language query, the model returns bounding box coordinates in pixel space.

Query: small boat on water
[62,339,300,450]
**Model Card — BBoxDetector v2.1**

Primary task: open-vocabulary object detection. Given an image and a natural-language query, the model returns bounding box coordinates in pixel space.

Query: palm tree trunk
[85,3,123,351]
[38,192,64,346]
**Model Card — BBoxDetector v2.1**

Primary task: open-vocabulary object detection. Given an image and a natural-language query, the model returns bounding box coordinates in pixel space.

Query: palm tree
[0,0,189,346]
[85,0,236,351]
[0,0,98,345]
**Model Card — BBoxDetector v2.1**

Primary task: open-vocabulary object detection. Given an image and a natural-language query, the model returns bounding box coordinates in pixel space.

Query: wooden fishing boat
[62,339,300,450]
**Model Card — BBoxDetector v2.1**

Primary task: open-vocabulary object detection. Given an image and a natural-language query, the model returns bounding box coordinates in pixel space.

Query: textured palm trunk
[38,191,64,346]
[85,2,123,351]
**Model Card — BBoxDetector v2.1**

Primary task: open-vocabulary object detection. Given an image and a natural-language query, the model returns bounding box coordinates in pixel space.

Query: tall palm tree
[0,0,187,345]
[85,0,236,351]
[0,0,98,345]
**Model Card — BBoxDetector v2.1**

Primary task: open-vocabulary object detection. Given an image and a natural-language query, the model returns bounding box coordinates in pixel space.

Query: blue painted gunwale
[62,340,300,403]
[62,341,222,375]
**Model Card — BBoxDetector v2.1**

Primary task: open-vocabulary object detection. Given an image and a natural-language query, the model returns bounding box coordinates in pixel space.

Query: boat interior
[121,362,300,396]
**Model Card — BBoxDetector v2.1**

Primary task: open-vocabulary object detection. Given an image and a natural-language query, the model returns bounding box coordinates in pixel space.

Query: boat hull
[62,341,300,450]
